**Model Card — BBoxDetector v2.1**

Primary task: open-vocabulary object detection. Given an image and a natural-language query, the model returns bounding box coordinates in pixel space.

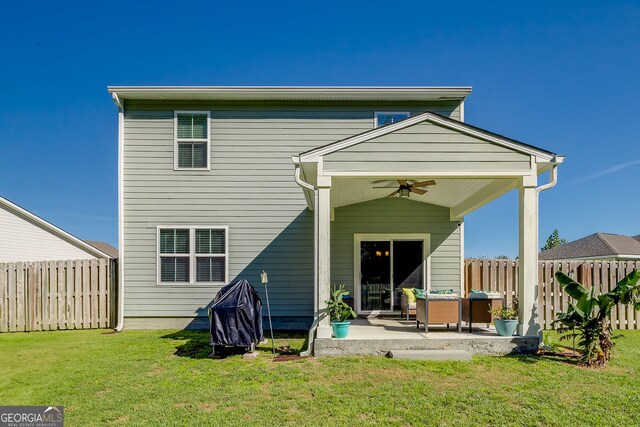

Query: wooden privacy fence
[465,259,640,330]
[0,259,117,332]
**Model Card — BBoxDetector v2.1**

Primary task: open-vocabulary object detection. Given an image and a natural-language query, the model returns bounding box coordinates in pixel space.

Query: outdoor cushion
[469,291,503,300]
[426,293,459,300]
[429,289,454,295]
[413,288,426,299]
[402,288,416,303]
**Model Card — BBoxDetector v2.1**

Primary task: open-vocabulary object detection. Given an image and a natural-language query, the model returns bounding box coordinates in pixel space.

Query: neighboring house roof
[539,233,640,260]
[84,240,118,259]
[108,86,472,102]
[0,196,114,260]
[298,110,560,162]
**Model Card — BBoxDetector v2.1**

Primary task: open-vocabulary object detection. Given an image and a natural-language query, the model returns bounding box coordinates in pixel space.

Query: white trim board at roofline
[107,86,473,102]
[0,196,114,259]
[298,111,562,163]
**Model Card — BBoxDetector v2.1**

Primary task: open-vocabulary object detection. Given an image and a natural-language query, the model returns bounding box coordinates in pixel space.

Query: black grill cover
[209,280,264,347]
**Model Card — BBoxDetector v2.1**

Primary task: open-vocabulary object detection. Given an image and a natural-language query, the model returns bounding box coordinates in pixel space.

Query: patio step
[387,349,472,361]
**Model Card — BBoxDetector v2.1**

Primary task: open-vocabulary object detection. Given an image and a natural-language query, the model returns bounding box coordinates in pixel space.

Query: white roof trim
[107,86,472,102]
[0,196,114,259]
[299,111,559,162]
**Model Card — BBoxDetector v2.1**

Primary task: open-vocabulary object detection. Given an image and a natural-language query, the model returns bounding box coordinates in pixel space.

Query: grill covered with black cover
[208,279,264,347]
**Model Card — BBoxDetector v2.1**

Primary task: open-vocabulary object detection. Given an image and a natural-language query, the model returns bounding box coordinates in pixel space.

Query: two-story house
[109,86,563,344]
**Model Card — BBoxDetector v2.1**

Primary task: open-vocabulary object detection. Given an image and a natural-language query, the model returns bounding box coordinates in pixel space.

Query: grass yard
[1,330,640,426]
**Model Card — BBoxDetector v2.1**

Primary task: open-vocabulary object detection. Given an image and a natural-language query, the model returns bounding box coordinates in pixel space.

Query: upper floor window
[374,112,410,128]
[174,111,210,170]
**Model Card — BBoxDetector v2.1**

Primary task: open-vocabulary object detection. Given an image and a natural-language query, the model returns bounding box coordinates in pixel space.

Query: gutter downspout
[293,160,318,357]
[112,92,125,332]
[535,157,560,347]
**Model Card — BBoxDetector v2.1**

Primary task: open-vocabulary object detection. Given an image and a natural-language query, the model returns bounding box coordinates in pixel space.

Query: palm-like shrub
[553,269,640,366]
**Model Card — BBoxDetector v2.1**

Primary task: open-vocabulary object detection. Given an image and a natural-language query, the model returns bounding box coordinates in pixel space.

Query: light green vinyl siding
[331,198,461,296]
[323,121,531,173]
[122,100,461,318]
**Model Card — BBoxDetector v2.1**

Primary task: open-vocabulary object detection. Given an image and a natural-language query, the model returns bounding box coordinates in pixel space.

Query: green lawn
[1,329,640,426]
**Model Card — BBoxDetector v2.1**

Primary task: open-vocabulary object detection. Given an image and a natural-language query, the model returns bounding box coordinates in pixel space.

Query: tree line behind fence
[465,259,640,330]
[0,259,117,332]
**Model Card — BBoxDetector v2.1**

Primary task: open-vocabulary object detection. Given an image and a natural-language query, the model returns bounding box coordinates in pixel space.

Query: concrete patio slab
[314,317,539,357]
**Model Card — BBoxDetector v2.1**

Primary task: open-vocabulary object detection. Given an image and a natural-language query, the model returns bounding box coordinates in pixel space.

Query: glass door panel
[360,241,391,311]
[392,241,424,311]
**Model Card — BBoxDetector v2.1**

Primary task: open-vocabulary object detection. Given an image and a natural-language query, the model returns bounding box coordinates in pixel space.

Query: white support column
[316,177,332,338]
[517,175,540,337]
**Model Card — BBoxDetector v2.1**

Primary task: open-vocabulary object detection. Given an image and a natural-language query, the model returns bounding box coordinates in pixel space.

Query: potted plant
[326,284,356,338]
[489,305,518,336]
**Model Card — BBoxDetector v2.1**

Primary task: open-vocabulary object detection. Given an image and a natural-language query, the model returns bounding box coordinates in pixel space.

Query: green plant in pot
[326,284,356,338]
[489,305,518,336]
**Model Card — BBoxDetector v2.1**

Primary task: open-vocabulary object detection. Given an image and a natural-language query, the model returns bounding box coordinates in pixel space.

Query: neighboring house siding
[331,198,461,295]
[323,121,531,173]
[0,205,98,262]
[123,100,461,318]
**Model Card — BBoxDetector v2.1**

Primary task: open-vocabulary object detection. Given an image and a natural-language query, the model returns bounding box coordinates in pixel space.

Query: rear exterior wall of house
[122,100,462,327]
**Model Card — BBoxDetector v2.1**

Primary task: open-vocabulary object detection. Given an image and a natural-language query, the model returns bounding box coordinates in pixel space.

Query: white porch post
[517,173,540,337]
[316,177,332,338]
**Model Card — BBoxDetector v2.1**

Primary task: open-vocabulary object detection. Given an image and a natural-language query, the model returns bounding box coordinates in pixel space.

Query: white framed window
[157,226,228,285]
[174,111,211,170]
[374,111,410,128]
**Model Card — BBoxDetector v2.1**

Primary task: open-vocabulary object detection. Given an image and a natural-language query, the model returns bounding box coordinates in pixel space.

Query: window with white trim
[374,111,410,128]
[158,226,228,284]
[174,111,210,170]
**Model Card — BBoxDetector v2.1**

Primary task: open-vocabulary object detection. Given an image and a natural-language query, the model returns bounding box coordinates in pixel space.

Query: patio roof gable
[299,111,558,163]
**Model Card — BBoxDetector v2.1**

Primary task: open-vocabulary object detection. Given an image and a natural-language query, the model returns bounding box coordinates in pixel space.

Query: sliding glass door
[356,235,428,314]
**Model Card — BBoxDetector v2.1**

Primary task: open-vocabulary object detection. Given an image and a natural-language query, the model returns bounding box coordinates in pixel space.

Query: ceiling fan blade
[373,186,399,189]
[412,187,428,195]
[372,179,395,184]
[411,180,436,187]
[387,190,399,197]
[398,179,407,186]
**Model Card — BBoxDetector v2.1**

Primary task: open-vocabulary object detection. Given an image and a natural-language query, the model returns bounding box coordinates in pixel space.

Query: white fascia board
[324,171,532,178]
[106,86,472,102]
[0,196,113,259]
[299,111,558,163]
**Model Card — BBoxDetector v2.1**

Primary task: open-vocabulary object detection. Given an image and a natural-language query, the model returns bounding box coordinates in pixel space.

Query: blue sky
[1,1,638,257]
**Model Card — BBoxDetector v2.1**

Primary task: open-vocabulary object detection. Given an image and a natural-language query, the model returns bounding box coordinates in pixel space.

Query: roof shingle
[539,233,640,260]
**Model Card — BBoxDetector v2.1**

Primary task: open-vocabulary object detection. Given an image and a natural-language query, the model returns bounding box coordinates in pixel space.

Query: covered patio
[292,111,563,351]
[313,317,539,356]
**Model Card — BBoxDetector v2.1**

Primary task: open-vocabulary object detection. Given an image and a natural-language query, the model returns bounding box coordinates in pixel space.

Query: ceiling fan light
[399,188,410,198]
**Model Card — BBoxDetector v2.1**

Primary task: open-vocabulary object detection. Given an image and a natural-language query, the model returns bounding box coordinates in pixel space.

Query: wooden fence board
[98,259,107,328]
[0,259,115,333]
[0,264,7,332]
[57,261,66,330]
[16,262,25,332]
[8,263,16,332]
[74,262,82,329]
[465,259,640,330]
[41,262,49,330]
[90,259,99,329]
[82,260,90,329]
[28,264,37,331]
[33,262,42,331]
[65,260,74,329]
